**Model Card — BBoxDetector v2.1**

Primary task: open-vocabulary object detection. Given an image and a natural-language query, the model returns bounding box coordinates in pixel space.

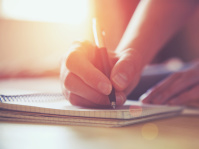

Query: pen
[92,18,116,109]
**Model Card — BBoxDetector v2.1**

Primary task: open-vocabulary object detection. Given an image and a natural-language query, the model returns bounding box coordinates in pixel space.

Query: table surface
[0,115,199,149]
[0,78,199,149]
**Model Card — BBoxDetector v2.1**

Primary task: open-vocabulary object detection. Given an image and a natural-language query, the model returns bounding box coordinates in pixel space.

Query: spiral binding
[0,93,65,103]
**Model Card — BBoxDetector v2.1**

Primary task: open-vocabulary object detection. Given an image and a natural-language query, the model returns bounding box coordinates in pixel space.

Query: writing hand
[60,41,126,108]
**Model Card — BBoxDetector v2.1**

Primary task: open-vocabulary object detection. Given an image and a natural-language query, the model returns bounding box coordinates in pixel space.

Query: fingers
[111,48,143,91]
[168,84,199,106]
[63,71,126,107]
[65,42,112,95]
[140,72,182,104]
[64,71,110,105]
[63,88,126,108]
[68,93,102,108]
[67,93,126,108]
[141,68,199,105]
[61,41,134,108]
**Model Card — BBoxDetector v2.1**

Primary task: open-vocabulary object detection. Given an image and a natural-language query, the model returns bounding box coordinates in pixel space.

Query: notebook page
[0,94,183,120]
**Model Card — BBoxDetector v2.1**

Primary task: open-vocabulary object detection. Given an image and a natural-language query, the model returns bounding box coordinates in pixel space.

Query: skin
[60,0,199,108]
[60,41,124,108]
[140,61,199,107]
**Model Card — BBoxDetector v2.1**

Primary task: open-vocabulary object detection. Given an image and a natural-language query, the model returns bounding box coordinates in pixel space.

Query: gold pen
[92,18,116,109]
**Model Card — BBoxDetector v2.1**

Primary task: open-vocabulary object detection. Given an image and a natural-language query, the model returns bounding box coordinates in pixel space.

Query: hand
[60,41,144,108]
[60,41,124,108]
[140,61,199,107]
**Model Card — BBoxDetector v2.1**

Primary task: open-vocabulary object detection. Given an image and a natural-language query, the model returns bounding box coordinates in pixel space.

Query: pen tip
[111,102,116,109]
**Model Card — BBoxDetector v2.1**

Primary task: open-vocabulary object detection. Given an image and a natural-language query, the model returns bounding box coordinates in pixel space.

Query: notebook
[0,93,183,127]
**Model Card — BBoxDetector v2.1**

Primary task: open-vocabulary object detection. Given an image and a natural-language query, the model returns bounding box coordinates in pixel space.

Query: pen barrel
[96,47,116,104]
[97,47,111,78]
[108,87,116,103]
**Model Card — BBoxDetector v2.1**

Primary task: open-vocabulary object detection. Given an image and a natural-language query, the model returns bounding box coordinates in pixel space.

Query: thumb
[111,48,143,91]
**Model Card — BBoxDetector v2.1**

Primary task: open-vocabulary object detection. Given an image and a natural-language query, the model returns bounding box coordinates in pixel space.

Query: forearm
[116,0,198,68]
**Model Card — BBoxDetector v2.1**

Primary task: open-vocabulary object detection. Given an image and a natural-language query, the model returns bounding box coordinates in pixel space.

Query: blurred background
[0,0,199,78]
[0,0,94,78]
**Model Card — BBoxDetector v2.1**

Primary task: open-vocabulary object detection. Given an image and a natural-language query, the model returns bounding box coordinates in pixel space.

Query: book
[0,93,183,127]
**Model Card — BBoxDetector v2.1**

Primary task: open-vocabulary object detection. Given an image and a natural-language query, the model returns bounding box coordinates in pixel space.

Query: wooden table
[0,115,199,149]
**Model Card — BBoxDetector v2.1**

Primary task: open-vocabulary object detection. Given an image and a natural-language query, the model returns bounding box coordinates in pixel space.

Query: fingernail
[98,82,112,95]
[116,93,126,105]
[112,73,128,89]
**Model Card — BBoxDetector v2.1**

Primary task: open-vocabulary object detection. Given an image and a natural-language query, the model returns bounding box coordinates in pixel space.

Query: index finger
[65,43,112,95]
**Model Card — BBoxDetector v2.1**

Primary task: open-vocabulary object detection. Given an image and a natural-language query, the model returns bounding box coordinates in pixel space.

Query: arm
[117,0,198,63]
[60,0,199,108]
[111,0,199,95]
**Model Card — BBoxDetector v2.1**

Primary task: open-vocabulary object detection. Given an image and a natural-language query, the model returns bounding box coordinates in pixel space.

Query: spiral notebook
[0,93,183,127]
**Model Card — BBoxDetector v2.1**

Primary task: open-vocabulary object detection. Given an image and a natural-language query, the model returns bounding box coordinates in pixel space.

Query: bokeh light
[142,123,158,140]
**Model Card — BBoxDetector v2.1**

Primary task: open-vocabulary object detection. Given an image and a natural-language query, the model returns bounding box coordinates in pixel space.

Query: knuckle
[125,58,140,74]
[127,48,143,67]
[119,48,143,74]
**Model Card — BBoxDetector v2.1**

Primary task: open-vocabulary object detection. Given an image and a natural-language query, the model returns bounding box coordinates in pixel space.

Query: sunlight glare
[2,0,89,24]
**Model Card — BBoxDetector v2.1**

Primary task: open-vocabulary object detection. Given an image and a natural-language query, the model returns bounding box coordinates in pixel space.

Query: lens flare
[142,123,159,140]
